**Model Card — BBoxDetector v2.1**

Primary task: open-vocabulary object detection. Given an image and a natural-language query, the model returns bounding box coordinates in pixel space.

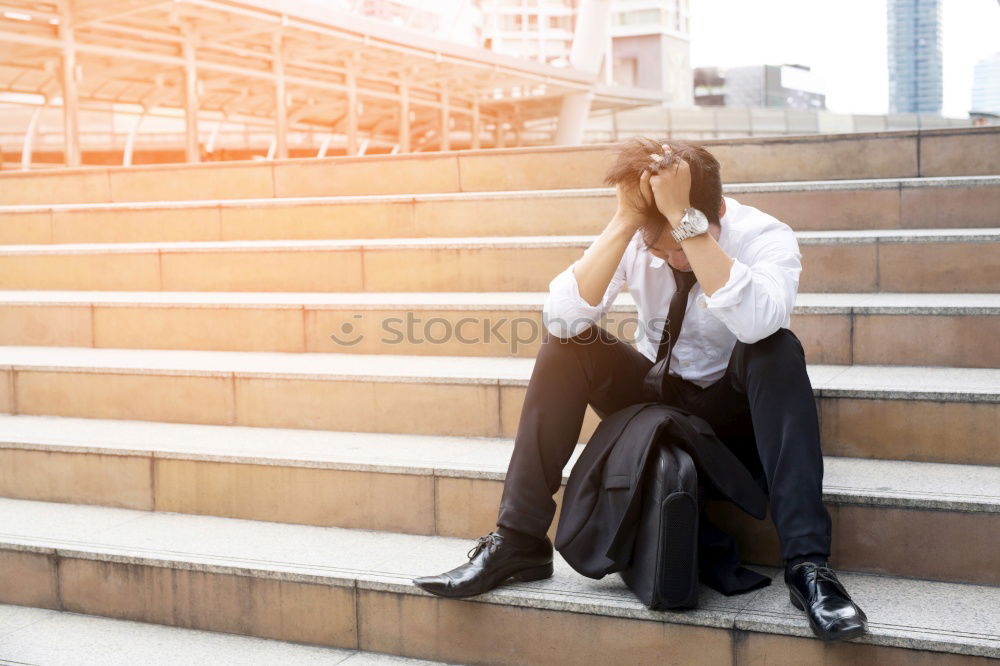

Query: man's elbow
[733,307,788,344]
[543,311,597,340]
[544,320,594,340]
[542,302,594,340]
[736,323,780,345]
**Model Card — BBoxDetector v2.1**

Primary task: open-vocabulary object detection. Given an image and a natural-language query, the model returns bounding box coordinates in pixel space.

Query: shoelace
[802,563,850,597]
[467,532,502,560]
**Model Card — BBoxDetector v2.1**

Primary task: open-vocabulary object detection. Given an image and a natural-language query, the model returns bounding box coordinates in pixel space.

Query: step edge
[0,436,996,513]
[0,532,995,658]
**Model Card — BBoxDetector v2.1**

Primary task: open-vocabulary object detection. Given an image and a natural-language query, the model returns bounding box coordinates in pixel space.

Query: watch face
[687,208,709,232]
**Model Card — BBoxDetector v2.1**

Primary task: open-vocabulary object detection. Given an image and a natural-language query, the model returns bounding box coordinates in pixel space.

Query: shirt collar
[646,197,735,269]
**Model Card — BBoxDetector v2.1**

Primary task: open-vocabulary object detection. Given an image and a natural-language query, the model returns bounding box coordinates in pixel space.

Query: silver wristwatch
[670,207,709,243]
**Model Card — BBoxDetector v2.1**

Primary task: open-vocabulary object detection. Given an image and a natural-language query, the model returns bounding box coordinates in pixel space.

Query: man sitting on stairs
[412,137,868,642]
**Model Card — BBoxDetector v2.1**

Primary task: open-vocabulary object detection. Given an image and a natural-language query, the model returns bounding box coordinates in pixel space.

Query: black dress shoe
[412,531,554,598]
[785,561,868,641]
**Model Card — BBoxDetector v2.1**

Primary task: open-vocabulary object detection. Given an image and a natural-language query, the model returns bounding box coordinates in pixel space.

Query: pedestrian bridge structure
[0,0,662,167]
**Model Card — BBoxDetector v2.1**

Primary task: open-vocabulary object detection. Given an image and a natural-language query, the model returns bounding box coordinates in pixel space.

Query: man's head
[604,137,725,270]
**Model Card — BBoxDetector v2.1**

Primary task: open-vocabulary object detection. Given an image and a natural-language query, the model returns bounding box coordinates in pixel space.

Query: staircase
[0,127,996,664]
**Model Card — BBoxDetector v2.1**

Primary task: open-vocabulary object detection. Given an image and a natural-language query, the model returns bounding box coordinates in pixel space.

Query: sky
[689,0,1000,117]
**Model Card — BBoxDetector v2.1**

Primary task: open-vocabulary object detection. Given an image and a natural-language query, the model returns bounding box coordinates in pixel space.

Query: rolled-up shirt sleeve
[542,242,628,339]
[701,222,801,344]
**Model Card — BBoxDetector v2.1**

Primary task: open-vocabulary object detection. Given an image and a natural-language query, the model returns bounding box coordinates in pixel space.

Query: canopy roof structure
[0,0,663,165]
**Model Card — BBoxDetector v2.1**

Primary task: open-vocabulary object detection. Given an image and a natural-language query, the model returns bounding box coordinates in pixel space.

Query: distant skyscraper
[887,0,943,114]
[970,52,1000,115]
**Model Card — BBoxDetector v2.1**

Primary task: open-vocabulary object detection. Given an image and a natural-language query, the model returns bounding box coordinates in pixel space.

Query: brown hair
[603,137,723,248]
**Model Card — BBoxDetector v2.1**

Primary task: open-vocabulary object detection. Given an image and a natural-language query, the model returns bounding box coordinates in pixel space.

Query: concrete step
[1,127,996,205]
[0,290,996,369]
[0,414,995,586]
[0,346,996,466]
[0,497,995,663]
[0,229,996,293]
[0,176,996,245]
[0,603,452,666]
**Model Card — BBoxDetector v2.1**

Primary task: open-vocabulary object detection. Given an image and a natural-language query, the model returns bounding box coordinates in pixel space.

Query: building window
[548,15,570,30]
[614,9,663,26]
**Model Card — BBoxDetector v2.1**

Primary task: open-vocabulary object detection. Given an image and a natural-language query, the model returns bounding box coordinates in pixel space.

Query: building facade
[337,1,692,104]
[887,0,943,114]
[478,0,693,104]
[693,64,826,111]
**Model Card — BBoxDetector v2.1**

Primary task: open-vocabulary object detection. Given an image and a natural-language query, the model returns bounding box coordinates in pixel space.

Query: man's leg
[694,327,865,641]
[496,325,654,540]
[683,327,832,562]
[412,324,659,598]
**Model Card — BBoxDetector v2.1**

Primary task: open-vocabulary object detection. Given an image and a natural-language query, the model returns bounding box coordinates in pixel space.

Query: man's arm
[699,225,801,343]
[646,148,799,343]
[542,176,649,339]
[573,214,637,306]
[670,231,735,297]
[647,149,734,297]
[542,233,629,339]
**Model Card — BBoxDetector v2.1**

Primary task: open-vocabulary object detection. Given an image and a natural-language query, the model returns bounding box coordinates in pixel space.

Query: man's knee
[540,325,616,356]
[729,328,806,390]
[740,327,804,363]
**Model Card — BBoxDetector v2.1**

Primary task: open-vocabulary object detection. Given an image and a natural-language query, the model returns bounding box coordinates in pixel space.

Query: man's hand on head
[645,146,693,229]
[612,172,653,232]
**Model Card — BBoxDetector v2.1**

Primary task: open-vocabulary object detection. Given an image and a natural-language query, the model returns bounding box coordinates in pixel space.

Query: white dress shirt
[542,196,802,388]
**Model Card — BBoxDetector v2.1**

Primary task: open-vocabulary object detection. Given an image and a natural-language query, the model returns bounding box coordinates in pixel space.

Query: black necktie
[643,266,698,402]
[657,267,698,363]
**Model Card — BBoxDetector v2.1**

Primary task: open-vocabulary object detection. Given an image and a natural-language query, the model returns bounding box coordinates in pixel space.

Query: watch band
[671,207,709,243]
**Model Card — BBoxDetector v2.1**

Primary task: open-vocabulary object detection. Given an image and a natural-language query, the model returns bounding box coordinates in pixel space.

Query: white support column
[20,105,44,171]
[345,68,358,156]
[181,27,200,163]
[439,84,450,152]
[555,0,611,146]
[272,31,288,160]
[57,0,80,167]
[317,135,331,158]
[494,113,505,148]
[122,112,145,167]
[205,120,223,154]
[604,21,614,85]
[554,91,594,145]
[470,94,480,149]
[399,79,410,153]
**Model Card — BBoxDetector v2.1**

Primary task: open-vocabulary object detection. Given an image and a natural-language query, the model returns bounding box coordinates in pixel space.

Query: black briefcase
[617,440,701,610]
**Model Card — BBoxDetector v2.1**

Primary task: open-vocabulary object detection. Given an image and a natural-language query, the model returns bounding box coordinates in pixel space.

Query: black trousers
[496,325,832,563]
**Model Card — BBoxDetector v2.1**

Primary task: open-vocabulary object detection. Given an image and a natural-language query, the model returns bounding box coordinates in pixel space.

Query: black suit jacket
[554,402,772,595]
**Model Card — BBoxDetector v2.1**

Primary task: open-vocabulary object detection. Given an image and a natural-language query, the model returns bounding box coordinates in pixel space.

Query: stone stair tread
[0,414,996,513]
[1,174,997,215]
[0,603,450,666]
[729,174,1000,192]
[0,345,997,399]
[0,289,998,314]
[795,228,1000,243]
[0,497,995,658]
[0,228,996,254]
